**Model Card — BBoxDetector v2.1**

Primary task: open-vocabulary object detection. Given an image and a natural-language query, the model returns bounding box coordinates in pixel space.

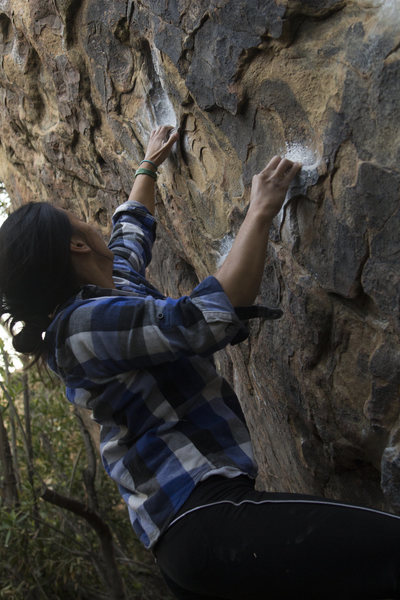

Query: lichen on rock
[0,0,399,511]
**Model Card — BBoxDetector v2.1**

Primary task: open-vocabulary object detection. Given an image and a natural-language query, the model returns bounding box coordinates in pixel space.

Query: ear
[70,235,91,254]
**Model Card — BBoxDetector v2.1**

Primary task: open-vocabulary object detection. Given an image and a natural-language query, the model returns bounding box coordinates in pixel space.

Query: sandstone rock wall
[0,0,399,510]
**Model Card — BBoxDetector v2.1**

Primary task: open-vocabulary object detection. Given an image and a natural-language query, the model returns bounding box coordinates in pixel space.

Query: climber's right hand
[249,156,301,221]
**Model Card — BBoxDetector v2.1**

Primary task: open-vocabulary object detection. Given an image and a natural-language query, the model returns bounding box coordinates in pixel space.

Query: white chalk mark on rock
[216,233,235,267]
[275,141,321,234]
[149,47,178,129]
[284,142,318,168]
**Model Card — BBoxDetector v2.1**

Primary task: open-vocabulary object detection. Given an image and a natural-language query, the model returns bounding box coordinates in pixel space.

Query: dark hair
[0,201,77,360]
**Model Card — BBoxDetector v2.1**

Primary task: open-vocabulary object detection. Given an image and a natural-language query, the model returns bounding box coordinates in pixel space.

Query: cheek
[90,227,106,247]
[94,233,113,259]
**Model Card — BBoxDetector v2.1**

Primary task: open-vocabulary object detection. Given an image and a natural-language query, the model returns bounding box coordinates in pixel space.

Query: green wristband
[140,159,158,170]
[135,167,157,181]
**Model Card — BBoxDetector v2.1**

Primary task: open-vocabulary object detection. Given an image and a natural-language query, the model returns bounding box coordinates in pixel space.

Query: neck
[72,255,116,289]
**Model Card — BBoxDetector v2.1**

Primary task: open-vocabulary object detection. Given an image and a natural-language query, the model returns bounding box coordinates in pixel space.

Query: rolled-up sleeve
[109,201,157,277]
[189,276,249,345]
[63,277,249,378]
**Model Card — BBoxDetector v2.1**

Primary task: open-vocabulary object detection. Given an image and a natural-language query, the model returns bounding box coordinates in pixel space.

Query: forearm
[126,126,179,215]
[215,209,273,306]
[127,166,157,215]
[214,155,301,307]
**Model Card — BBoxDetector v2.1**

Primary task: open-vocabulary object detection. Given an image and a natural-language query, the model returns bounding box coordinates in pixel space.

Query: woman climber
[1,125,400,600]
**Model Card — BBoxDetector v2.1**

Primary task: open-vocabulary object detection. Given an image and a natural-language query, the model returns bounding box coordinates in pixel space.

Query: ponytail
[11,315,51,356]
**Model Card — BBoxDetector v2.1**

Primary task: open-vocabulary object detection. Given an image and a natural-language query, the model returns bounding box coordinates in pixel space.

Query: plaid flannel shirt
[46,201,281,549]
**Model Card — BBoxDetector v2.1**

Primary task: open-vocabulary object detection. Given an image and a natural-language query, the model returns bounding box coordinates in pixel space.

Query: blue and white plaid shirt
[46,201,280,549]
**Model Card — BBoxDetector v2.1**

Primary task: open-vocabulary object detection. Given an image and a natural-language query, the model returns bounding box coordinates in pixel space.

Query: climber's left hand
[144,125,179,167]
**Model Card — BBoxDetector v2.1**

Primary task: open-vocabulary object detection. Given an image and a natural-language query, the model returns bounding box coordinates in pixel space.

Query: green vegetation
[0,340,172,599]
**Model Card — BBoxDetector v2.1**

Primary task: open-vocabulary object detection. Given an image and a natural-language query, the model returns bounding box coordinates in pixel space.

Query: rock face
[0,0,399,510]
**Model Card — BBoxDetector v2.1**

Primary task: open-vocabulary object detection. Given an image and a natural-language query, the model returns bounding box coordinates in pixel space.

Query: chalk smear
[282,141,320,202]
[284,142,319,170]
[275,141,321,231]
[149,47,177,129]
[377,0,400,25]
[358,0,400,26]
[216,234,235,267]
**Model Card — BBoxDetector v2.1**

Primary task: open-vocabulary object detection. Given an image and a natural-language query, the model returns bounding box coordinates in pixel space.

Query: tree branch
[41,486,126,600]
[0,406,19,506]
[73,407,99,512]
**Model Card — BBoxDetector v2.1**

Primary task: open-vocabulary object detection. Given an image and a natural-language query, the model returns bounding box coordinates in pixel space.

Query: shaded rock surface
[0,0,399,510]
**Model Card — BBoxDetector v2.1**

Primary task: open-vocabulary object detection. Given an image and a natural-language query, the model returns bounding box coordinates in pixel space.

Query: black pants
[154,476,400,600]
